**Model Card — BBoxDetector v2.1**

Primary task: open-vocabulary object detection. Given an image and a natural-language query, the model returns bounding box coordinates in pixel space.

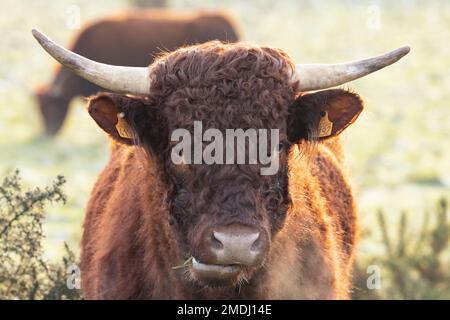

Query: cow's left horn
[293,46,410,91]
[32,29,151,95]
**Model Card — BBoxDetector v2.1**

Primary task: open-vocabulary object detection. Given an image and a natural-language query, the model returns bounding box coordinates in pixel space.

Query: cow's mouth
[191,257,242,281]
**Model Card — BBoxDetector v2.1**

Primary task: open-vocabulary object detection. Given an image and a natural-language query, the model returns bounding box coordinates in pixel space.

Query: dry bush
[353,198,450,299]
[0,170,82,300]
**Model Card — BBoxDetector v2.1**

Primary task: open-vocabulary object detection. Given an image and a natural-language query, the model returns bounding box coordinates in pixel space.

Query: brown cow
[35,10,239,135]
[33,29,409,299]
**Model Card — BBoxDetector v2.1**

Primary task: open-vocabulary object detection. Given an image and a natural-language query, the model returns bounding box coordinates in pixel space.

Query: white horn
[293,46,410,91]
[32,29,151,95]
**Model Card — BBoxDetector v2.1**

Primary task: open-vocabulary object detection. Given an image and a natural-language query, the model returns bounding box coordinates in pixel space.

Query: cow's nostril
[211,233,224,250]
[250,234,263,252]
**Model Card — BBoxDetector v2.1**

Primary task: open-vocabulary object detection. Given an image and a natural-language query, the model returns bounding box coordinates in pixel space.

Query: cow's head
[34,84,71,135]
[32,29,409,287]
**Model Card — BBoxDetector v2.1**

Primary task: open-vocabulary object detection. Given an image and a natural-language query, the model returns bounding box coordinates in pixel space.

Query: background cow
[35,10,239,135]
[33,29,408,299]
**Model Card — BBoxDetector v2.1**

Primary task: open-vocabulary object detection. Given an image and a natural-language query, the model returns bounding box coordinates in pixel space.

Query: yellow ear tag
[318,111,333,138]
[115,112,134,139]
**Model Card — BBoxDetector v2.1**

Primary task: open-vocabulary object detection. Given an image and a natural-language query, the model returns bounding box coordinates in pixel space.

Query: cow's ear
[87,93,168,152]
[88,93,135,144]
[287,89,363,143]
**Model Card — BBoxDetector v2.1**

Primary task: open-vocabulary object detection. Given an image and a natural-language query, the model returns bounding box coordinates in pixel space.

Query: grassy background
[0,0,449,296]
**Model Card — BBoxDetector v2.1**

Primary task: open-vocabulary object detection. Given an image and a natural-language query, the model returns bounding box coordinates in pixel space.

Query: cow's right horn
[32,29,151,95]
[293,46,410,91]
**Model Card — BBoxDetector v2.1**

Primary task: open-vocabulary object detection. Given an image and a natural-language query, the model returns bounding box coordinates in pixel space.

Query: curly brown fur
[81,41,359,299]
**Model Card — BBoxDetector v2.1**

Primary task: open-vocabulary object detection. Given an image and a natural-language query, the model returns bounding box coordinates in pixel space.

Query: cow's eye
[278,141,288,151]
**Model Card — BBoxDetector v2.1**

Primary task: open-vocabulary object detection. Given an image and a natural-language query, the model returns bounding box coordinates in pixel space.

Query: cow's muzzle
[191,224,268,282]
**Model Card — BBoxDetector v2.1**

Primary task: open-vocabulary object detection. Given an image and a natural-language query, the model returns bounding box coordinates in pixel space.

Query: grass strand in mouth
[171,256,193,270]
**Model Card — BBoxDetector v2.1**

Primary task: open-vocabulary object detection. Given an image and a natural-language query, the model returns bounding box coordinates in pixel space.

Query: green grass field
[1,0,449,286]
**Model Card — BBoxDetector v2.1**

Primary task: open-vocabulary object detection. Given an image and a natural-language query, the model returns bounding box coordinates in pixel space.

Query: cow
[35,10,239,135]
[32,29,409,299]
